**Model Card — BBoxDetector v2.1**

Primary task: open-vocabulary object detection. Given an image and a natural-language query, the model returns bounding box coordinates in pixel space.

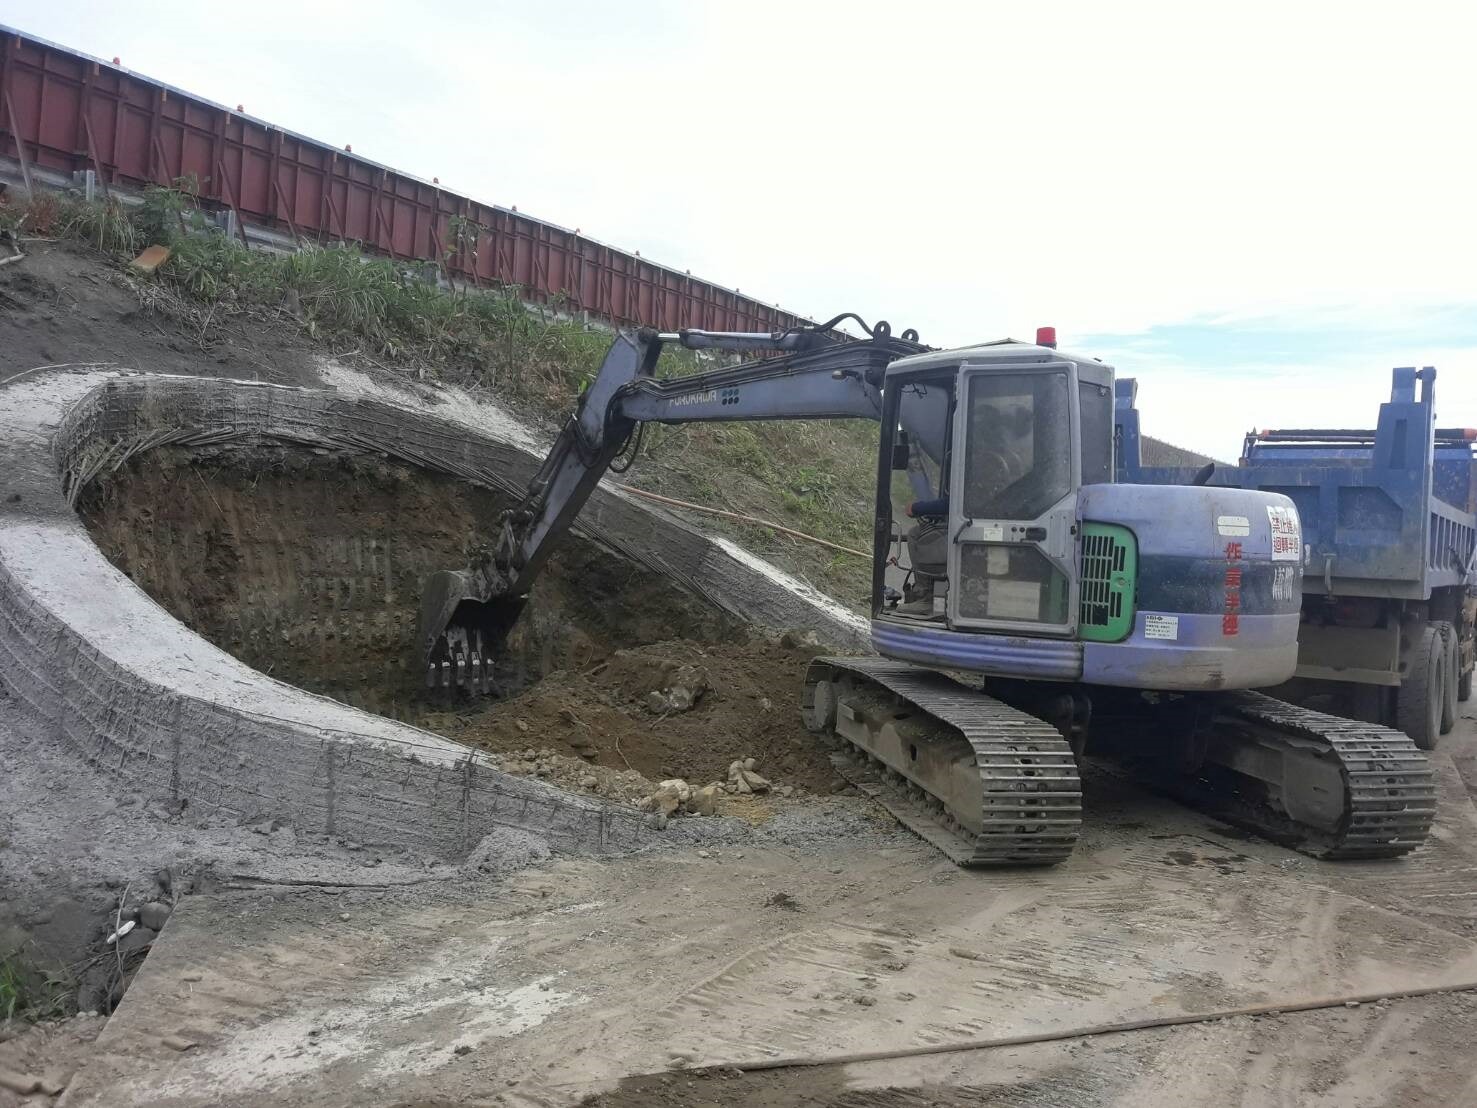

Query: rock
[129,244,173,274]
[453,1044,473,1056]
[645,664,710,714]
[640,779,691,817]
[726,760,771,795]
[465,828,552,876]
[118,927,157,956]
[697,850,711,859]
[777,785,795,798]
[687,783,722,817]
[161,1035,198,1052]
[579,775,599,790]
[515,720,529,733]
[645,810,669,831]
[138,901,172,931]
[781,628,821,650]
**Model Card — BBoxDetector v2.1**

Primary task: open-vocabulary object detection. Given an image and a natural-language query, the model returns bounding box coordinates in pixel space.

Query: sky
[5,0,1475,458]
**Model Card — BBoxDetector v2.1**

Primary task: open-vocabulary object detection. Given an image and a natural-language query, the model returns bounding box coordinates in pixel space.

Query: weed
[134,179,198,246]
[62,196,138,256]
[0,949,70,1022]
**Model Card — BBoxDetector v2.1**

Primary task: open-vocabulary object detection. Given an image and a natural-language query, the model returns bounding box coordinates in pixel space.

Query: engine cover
[1077,483,1302,689]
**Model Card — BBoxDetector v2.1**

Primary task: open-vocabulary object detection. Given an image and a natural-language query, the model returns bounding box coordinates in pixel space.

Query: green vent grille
[1079,523,1136,642]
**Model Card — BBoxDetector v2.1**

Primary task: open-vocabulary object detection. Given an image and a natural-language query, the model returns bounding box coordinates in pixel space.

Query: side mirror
[891,431,911,471]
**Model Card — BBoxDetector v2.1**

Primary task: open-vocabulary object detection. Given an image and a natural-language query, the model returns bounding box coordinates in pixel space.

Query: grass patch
[0,948,70,1023]
[0,183,881,606]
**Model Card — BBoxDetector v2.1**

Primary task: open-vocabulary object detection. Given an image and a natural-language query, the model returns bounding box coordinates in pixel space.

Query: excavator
[418,316,1435,865]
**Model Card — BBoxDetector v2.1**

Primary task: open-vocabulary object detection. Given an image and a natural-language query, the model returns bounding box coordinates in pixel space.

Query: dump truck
[1117,366,1476,750]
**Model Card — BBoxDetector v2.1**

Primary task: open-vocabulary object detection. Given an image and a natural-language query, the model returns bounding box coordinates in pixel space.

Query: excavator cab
[879,341,1112,636]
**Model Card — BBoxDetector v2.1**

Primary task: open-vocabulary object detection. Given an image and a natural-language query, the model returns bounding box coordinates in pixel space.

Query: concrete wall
[0,369,866,858]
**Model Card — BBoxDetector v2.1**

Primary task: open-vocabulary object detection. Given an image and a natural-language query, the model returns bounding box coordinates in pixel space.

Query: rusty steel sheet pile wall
[0,25,814,335]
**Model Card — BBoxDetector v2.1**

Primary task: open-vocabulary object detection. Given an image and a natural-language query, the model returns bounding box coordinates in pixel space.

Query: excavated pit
[78,447,741,713]
[77,445,846,795]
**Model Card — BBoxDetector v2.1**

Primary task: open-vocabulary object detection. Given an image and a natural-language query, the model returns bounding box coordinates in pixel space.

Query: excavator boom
[417,318,924,692]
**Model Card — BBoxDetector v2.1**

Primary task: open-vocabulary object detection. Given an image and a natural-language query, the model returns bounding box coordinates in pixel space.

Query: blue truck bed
[1115,366,1476,746]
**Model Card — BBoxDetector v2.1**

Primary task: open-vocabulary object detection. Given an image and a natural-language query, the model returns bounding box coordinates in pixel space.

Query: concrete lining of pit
[0,366,868,858]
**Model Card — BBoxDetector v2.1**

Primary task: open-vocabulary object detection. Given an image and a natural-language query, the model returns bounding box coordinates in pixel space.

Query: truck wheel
[1396,625,1444,751]
[1461,626,1474,702]
[1436,622,1458,734]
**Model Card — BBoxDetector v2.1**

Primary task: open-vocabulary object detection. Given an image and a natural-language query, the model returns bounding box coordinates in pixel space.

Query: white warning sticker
[1266,504,1301,561]
[1217,514,1251,537]
[1144,613,1179,640]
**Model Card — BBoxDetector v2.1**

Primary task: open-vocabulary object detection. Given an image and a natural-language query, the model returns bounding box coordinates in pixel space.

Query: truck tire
[1396,625,1445,751]
[1461,624,1473,702]
[1436,621,1458,734]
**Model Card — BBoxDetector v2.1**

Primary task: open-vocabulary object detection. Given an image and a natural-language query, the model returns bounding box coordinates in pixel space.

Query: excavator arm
[418,316,926,691]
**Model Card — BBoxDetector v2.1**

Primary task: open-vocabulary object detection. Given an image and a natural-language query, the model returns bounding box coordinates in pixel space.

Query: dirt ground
[40,704,1477,1108]
[0,243,321,387]
[427,638,843,795]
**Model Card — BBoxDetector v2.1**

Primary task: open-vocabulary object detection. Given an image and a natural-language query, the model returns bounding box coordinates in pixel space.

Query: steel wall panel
[0,26,824,337]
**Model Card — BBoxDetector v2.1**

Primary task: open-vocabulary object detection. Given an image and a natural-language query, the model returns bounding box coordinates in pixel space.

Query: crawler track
[803,659,1435,866]
[802,657,1082,866]
[1201,692,1436,859]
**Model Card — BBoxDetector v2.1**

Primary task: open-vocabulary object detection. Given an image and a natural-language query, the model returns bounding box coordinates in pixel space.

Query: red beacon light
[1036,325,1057,349]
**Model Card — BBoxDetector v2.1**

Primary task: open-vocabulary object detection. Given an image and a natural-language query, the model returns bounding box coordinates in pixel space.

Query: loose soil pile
[423,637,843,796]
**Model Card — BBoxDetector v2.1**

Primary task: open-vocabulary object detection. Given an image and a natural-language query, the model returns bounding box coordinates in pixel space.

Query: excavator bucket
[417,569,522,695]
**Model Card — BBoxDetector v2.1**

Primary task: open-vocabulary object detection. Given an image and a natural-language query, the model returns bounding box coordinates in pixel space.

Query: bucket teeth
[423,634,496,697]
